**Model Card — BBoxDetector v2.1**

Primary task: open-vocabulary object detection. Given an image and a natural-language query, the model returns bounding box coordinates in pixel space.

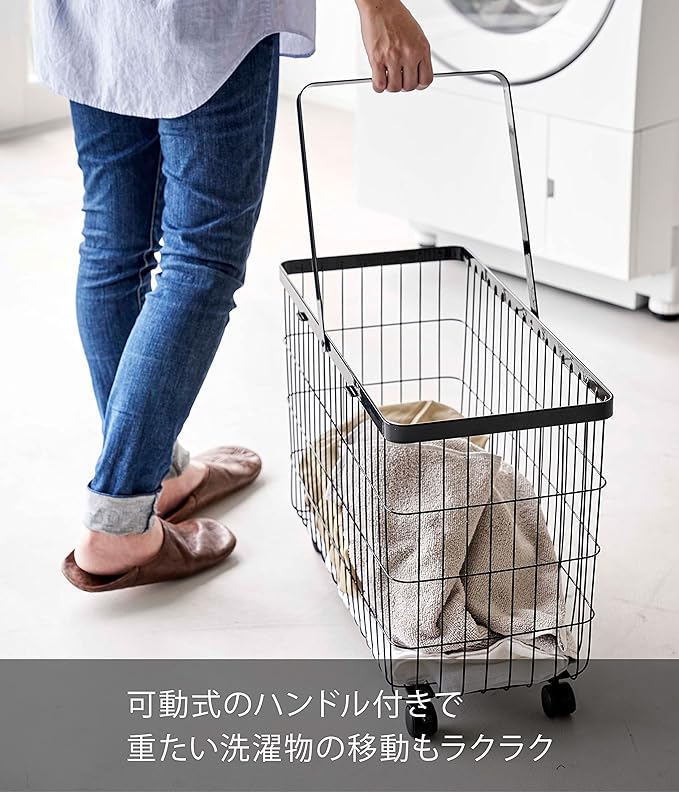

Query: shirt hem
[36,26,315,119]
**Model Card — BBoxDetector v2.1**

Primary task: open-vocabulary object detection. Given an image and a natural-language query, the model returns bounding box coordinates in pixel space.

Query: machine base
[413,225,679,317]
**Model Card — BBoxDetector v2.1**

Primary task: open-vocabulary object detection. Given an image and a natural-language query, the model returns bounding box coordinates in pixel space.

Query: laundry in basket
[298,399,487,597]
[334,413,577,659]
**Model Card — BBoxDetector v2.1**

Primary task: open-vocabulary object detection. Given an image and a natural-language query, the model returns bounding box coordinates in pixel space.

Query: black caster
[650,311,679,322]
[404,684,438,738]
[541,681,576,718]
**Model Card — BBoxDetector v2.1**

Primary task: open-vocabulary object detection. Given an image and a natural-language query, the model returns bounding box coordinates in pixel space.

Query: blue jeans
[71,33,280,535]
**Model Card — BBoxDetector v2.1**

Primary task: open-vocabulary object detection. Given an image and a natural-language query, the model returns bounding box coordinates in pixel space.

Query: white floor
[1,97,677,660]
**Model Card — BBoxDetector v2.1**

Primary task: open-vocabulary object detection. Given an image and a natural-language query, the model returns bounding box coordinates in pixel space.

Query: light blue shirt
[32,1,316,118]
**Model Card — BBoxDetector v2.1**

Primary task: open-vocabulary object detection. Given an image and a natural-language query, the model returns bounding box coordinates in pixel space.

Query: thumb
[370,60,387,93]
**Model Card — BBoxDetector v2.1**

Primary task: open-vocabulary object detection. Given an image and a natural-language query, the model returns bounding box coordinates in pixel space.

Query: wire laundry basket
[280,71,613,738]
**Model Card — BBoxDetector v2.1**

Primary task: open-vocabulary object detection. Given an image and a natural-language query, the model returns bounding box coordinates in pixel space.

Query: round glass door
[418,0,615,84]
[447,0,568,35]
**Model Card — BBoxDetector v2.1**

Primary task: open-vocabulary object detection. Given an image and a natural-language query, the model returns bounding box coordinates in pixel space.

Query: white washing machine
[355,0,679,316]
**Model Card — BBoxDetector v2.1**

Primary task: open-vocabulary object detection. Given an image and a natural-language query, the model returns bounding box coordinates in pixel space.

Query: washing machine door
[420,0,615,84]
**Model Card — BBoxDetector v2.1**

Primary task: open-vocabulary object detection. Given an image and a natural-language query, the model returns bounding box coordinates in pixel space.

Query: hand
[355,0,434,93]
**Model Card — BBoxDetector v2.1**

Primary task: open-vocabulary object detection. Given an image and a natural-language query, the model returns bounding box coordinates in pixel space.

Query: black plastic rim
[281,245,614,444]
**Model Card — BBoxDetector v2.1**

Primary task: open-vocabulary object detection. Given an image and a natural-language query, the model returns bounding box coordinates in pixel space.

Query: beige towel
[333,427,576,658]
[298,401,487,595]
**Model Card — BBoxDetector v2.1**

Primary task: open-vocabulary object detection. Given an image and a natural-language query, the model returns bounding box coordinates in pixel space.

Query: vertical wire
[499,294,508,461]
[544,344,555,543]
[416,440,423,685]
[416,259,423,680]
[326,344,335,581]
[291,297,302,520]
[556,359,571,655]
[585,419,605,675]
[438,258,443,404]
[311,306,321,556]
[287,294,296,517]
[548,348,560,679]
[439,436,447,693]
[530,425,545,686]
[485,428,495,692]
[374,394,388,679]
[574,378,589,666]
[480,274,490,418]
[538,333,551,674]
[580,395,599,674]
[474,264,481,415]
[518,316,525,424]
[512,305,518,423]
[461,258,471,416]
[341,261,345,357]
[324,330,332,564]
[491,287,498,417]
[284,295,292,511]
[485,280,498,690]
[399,262,403,403]
[376,261,387,670]
[365,395,377,657]
[348,381,362,637]
[462,432,470,695]
[508,427,519,688]
[418,257,423,401]
[333,361,346,598]
[383,426,394,683]
[298,304,307,527]
[360,260,365,384]
[438,258,446,692]
[301,303,311,538]
[564,369,577,605]
[380,262,384,406]
[524,323,534,482]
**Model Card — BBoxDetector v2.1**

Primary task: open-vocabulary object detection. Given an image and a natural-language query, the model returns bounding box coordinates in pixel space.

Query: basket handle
[296,70,540,349]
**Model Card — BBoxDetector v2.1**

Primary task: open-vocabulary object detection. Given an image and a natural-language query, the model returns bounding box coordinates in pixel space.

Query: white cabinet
[544,118,635,280]
[631,121,679,279]
[356,88,547,256]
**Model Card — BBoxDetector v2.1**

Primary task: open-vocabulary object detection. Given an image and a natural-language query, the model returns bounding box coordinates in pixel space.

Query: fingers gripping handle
[296,70,539,348]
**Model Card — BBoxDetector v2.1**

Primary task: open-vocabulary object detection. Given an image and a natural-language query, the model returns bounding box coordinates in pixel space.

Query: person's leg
[70,104,194,487]
[75,33,280,574]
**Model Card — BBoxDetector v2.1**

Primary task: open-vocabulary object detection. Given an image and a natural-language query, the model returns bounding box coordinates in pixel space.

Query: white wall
[278,2,363,110]
[0,0,68,134]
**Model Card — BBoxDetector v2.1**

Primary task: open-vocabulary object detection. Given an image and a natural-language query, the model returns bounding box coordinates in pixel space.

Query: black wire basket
[281,71,613,738]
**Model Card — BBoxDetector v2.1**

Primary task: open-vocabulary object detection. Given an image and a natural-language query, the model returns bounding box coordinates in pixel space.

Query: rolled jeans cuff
[84,441,191,535]
[166,440,191,480]
[84,486,160,535]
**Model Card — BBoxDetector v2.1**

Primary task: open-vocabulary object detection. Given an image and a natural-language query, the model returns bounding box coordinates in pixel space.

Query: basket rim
[281,245,614,443]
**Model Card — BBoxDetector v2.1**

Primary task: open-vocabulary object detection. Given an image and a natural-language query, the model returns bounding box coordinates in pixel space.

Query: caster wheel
[404,685,438,738]
[405,701,438,738]
[541,682,576,718]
